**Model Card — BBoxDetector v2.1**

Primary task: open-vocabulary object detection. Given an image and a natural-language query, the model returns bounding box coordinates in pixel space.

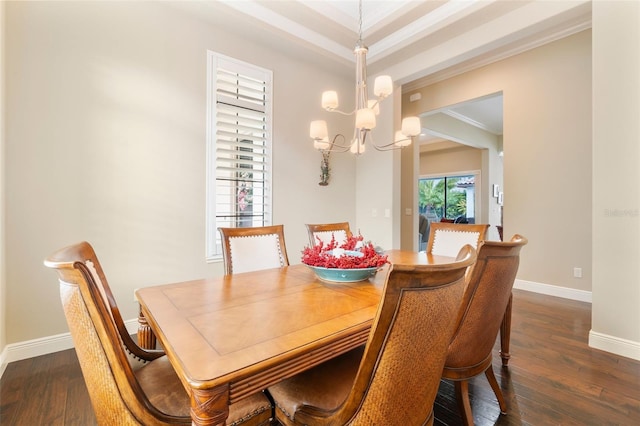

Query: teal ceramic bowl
[307,265,378,283]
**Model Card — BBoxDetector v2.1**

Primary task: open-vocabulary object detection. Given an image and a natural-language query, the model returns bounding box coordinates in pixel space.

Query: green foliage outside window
[419,175,473,220]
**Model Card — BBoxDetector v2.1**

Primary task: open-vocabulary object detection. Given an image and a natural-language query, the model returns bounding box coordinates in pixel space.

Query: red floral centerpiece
[302,234,388,282]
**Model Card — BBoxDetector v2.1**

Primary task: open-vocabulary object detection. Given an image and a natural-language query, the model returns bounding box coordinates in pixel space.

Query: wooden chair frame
[45,242,193,424]
[45,241,273,426]
[269,246,477,426]
[443,234,528,425]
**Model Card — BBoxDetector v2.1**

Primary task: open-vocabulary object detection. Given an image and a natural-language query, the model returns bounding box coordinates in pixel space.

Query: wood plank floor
[1,289,639,425]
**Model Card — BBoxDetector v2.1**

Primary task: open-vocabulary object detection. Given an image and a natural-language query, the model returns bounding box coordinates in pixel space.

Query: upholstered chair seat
[269,346,363,421]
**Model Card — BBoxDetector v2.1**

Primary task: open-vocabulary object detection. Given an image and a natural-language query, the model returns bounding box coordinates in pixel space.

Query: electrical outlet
[573,267,582,278]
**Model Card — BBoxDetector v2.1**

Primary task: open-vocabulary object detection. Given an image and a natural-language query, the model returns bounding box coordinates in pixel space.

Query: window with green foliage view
[419,175,476,222]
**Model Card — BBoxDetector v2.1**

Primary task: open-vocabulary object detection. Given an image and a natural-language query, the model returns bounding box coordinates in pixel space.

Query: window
[206,52,273,261]
[419,174,477,223]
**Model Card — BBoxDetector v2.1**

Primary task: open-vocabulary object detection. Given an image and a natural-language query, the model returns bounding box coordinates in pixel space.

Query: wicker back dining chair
[44,241,273,425]
[426,222,489,256]
[218,225,290,275]
[305,222,353,247]
[268,245,477,426]
[442,235,528,425]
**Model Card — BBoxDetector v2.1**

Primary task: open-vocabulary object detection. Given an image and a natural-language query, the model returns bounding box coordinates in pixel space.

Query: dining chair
[267,245,477,426]
[305,222,352,247]
[426,222,489,256]
[442,235,528,426]
[44,241,273,426]
[218,225,290,275]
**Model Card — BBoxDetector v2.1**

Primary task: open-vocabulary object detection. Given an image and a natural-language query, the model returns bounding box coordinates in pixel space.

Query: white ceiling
[212,1,591,79]
[172,0,592,140]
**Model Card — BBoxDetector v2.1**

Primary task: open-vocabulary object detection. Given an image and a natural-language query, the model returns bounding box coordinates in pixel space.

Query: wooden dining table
[135,250,512,425]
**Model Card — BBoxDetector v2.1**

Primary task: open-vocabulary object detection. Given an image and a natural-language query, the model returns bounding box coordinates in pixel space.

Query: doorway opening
[412,92,504,248]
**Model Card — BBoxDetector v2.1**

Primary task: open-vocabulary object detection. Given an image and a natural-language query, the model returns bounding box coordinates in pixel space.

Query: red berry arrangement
[301,234,389,269]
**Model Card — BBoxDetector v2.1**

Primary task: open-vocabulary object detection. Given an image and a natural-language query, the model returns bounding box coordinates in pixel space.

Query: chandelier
[309,0,421,155]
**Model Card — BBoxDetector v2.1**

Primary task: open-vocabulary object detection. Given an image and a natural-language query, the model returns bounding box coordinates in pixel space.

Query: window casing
[206,52,273,261]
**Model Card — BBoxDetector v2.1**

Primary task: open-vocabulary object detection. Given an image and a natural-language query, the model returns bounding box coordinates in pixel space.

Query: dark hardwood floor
[435,290,640,425]
[1,289,639,425]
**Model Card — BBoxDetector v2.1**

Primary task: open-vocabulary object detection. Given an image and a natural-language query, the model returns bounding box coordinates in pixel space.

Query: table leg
[499,292,513,367]
[137,306,157,350]
[190,384,230,426]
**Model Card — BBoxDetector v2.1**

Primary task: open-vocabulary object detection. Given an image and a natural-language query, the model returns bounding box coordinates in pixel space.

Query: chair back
[426,222,489,256]
[305,222,352,247]
[295,245,477,426]
[446,235,528,369]
[44,242,189,425]
[218,225,289,275]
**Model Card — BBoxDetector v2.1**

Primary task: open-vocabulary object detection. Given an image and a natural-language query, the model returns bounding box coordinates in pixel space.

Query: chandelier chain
[358,0,363,43]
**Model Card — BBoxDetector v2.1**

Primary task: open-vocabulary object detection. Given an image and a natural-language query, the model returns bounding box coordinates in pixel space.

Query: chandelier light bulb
[373,75,393,98]
[321,91,339,110]
[401,116,421,137]
[355,108,376,130]
[310,120,329,140]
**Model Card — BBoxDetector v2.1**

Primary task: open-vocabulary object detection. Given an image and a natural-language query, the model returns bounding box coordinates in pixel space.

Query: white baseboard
[514,279,592,303]
[514,280,640,361]
[589,330,640,361]
[0,348,7,378]
[4,331,75,364]
[0,318,139,379]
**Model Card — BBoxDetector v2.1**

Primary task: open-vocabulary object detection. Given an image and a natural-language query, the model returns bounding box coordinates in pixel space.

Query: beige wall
[403,30,592,293]
[591,1,640,357]
[354,88,402,250]
[420,145,482,176]
[4,1,356,344]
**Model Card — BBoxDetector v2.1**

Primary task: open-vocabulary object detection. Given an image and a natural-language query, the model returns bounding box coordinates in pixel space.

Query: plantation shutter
[206,53,273,260]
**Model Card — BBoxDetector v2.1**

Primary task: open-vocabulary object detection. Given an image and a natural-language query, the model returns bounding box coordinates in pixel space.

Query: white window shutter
[206,52,273,261]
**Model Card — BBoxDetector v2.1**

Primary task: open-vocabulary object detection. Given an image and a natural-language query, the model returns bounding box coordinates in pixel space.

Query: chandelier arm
[326,108,356,116]
[369,133,414,151]
[372,143,403,151]
[320,134,351,153]
[329,133,347,149]
[321,146,352,153]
